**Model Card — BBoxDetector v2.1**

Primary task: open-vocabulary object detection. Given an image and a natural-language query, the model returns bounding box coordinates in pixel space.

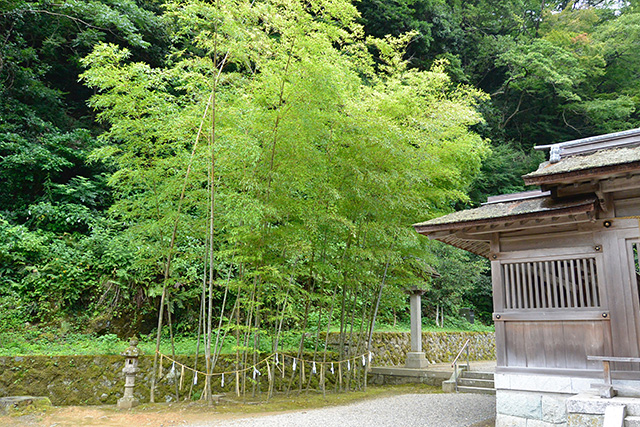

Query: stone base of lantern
[405,352,430,369]
[117,396,139,410]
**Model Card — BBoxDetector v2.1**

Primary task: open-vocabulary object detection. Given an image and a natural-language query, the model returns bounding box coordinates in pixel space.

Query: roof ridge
[534,128,640,163]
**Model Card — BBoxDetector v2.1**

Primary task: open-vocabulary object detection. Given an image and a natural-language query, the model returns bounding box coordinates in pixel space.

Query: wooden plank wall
[492,219,640,374]
[503,320,608,370]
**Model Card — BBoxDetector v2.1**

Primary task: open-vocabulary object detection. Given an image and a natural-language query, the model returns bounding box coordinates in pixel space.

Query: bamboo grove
[5,0,640,336]
[7,0,640,342]
[75,0,489,401]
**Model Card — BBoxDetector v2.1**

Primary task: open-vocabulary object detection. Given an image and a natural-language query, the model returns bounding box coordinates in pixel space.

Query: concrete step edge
[458,379,495,388]
[624,405,640,417]
[457,386,496,395]
[625,416,640,427]
[462,371,495,380]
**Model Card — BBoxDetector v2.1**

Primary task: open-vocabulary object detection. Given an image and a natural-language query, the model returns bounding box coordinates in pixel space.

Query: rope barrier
[155,350,373,378]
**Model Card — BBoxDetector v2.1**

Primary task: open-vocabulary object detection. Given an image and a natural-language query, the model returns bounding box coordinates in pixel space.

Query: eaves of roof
[523,146,640,186]
[413,195,597,234]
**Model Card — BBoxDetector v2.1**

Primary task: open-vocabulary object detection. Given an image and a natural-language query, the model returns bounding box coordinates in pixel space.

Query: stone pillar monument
[405,287,429,369]
[118,338,141,410]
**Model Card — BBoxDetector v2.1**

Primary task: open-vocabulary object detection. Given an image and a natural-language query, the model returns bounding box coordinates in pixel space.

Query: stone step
[457,385,496,395]
[595,399,640,417]
[458,378,495,389]
[626,403,640,417]
[625,415,640,426]
[567,395,640,418]
[462,371,494,380]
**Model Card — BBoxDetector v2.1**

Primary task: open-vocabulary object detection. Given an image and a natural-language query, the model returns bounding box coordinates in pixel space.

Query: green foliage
[421,242,490,319]
[75,0,490,339]
[0,0,171,330]
[0,0,167,217]
[355,0,640,198]
[0,328,191,356]
[8,0,640,342]
[467,144,545,206]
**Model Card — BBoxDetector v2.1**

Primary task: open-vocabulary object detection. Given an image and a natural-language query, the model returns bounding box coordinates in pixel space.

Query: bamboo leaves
[81,0,488,383]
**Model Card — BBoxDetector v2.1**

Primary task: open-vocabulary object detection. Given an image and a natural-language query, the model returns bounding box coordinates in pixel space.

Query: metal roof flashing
[483,190,551,205]
[523,128,640,184]
[534,128,640,161]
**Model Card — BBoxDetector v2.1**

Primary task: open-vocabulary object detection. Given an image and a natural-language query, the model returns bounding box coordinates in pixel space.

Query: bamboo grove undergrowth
[77,0,491,402]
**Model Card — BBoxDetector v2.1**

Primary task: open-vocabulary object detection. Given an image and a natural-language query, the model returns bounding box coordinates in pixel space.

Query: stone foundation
[495,372,592,426]
[367,366,451,386]
[496,390,572,426]
[495,372,640,426]
[0,353,329,406]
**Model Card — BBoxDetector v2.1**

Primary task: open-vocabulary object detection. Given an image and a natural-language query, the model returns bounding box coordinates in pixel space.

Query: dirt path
[0,385,496,427]
[0,402,296,427]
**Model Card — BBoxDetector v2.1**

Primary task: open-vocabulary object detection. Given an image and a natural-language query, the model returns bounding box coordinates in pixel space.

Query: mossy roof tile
[413,195,596,229]
[524,145,640,181]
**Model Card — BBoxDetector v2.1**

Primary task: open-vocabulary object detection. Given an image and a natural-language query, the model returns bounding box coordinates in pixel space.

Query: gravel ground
[188,393,496,427]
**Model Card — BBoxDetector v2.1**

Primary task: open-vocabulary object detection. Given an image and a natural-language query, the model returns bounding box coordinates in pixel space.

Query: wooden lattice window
[501,258,600,310]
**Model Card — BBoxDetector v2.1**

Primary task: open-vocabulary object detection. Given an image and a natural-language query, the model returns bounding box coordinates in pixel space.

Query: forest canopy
[1,0,638,340]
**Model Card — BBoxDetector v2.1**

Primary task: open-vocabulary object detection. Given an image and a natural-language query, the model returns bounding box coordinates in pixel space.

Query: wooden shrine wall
[492,218,640,376]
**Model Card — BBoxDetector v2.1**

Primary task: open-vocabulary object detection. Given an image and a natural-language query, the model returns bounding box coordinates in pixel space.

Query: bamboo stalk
[235,273,243,398]
[252,279,261,398]
[166,300,180,401]
[272,274,292,395]
[211,267,232,370]
[286,296,310,394]
[189,259,208,399]
[368,258,389,351]
[150,85,216,403]
[321,363,325,398]
[305,291,323,391]
[322,285,338,383]
[344,285,360,391]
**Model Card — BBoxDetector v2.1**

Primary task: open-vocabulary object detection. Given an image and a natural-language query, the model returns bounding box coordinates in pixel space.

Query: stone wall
[0,353,330,406]
[326,331,496,366]
[0,331,495,405]
[0,354,194,406]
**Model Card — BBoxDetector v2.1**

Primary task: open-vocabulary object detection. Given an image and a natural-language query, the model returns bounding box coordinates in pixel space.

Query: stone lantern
[405,286,429,369]
[118,338,141,410]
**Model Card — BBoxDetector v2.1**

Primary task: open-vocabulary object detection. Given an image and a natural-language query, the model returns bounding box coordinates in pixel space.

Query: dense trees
[2,0,639,338]
[356,0,640,203]
[0,0,168,329]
